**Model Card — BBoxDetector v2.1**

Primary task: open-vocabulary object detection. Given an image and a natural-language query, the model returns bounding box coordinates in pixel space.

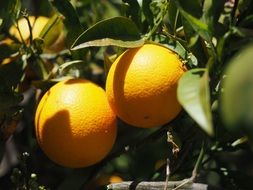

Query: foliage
[0,0,253,189]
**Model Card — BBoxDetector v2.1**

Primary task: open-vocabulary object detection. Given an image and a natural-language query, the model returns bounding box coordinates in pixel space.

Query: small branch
[163,158,170,190]
[107,181,208,190]
[191,144,205,181]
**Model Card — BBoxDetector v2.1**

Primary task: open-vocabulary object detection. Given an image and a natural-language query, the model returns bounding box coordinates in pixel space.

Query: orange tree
[0,0,253,189]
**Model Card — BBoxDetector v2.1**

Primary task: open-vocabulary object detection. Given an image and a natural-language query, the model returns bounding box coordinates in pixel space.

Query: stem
[191,143,205,181]
[23,15,33,44]
[163,158,170,190]
[231,0,239,25]
[173,9,180,35]
[14,19,26,46]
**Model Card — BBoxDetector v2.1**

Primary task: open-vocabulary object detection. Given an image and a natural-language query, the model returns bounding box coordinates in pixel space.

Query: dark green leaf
[174,0,211,41]
[50,0,83,47]
[202,0,225,34]
[154,34,198,67]
[181,17,199,48]
[0,0,21,20]
[177,0,202,18]
[122,0,141,29]
[167,1,179,33]
[0,41,20,61]
[177,68,213,136]
[220,43,253,135]
[142,0,153,27]
[71,17,144,50]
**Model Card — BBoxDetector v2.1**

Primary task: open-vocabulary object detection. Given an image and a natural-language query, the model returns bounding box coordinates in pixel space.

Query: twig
[171,143,205,190]
[163,158,170,190]
[107,181,208,190]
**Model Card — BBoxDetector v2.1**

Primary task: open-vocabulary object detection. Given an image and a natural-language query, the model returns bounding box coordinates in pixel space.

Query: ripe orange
[106,43,186,128]
[9,16,49,42]
[9,16,65,52]
[35,79,117,168]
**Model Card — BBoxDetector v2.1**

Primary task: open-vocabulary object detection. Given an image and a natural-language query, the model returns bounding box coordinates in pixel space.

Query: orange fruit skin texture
[35,79,117,168]
[106,44,186,128]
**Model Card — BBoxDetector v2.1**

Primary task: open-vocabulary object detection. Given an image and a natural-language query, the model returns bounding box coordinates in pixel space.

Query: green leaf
[0,0,21,20]
[122,0,141,29]
[71,17,144,50]
[50,0,83,47]
[220,43,253,135]
[58,60,84,72]
[0,41,20,61]
[142,0,153,27]
[177,0,202,17]
[103,53,117,76]
[177,68,213,136]
[154,34,198,67]
[181,17,199,48]
[167,1,179,33]
[174,0,211,41]
[201,0,225,33]
[39,14,64,47]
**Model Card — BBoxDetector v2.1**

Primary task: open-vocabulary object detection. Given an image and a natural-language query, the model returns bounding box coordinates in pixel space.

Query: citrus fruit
[9,16,48,41]
[9,16,65,52]
[35,79,117,168]
[106,43,186,128]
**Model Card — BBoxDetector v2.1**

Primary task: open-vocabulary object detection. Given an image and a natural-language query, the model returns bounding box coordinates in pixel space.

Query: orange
[106,43,186,128]
[9,16,65,52]
[9,16,49,42]
[35,79,117,168]
[109,175,123,183]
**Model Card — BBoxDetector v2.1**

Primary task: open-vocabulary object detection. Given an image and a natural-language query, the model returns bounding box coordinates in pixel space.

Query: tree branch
[107,180,209,190]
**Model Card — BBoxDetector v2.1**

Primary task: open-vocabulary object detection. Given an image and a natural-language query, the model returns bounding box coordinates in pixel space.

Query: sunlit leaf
[58,60,84,72]
[71,17,144,50]
[220,43,253,136]
[177,68,213,136]
[39,14,64,47]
